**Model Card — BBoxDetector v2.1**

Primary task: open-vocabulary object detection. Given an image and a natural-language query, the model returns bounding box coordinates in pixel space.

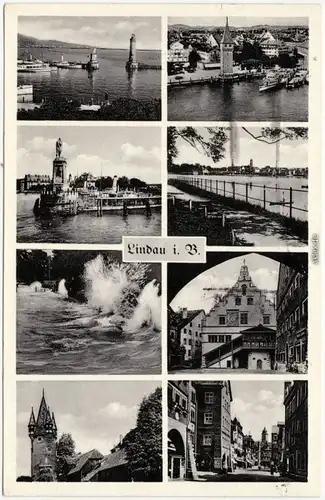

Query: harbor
[17,131,162,244]
[17,23,162,120]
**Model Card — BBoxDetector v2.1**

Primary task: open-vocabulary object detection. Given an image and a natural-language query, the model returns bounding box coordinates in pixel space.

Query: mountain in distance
[168,23,308,31]
[18,33,104,50]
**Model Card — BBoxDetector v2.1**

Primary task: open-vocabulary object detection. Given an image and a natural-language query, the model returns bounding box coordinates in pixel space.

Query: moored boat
[259,71,283,92]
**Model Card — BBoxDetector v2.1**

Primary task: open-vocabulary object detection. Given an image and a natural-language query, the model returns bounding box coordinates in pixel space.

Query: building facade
[201,261,276,370]
[231,417,245,469]
[195,381,232,473]
[220,17,234,75]
[271,422,285,469]
[283,381,308,480]
[276,263,308,372]
[28,390,58,481]
[23,174,52,191]
[169,307,205,363]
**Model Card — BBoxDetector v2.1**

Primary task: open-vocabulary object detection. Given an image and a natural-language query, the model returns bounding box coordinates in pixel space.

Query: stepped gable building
[28,390,58,481]
[201,260,276,370]
[283,381,308,480]
[276,263,308,371]
[220,17,234,76]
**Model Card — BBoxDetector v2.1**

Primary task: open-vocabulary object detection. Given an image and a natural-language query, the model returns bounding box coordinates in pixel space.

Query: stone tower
[220,17,234,76]
[52,137,68,192]
[261,427,268,443]
[126,34,138,71]
[28,389,58,481]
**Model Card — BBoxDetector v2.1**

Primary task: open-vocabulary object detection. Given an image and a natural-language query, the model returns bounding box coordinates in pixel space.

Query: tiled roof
[67,449,104,476]
[81,449,128,482]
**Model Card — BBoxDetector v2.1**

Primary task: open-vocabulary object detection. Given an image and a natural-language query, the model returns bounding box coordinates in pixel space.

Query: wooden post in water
[172,196,176,206]
[232,182,235,199]
[216,180,218,195]
[123,200,128,217]
[231,229,236,245]
[224,180,226,197]
[222,213,226,227]
[189,200,193,211]
[204,206,208,217]
[289,187,293,218]
[263,185,266,210]
[245,183,248,203]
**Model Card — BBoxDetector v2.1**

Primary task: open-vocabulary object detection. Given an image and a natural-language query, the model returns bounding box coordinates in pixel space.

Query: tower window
[47,447,52,452]
[37,436,43,443]
[240,313,248,325]
[235,297,241,306]
[247,297,253,305]
[219,316,226,325]
[242,285,247,296]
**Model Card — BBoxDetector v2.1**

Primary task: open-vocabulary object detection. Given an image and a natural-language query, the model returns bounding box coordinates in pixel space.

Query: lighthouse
[126,34,138,71]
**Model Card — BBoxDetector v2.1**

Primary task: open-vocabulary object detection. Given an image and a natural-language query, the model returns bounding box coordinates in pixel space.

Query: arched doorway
[257,359,263,370]
[168,429,185,479]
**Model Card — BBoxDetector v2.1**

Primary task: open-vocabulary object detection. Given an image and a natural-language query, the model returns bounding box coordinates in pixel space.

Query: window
[226,335,231,343]
[227,360,231,368]
[205,392,214,404]
[208,335,218,343]
[263,315,270,325]
[242,284,247,296]
[37,436,43,443]
[175,393,180,404]
[302,298,308,316]
[219,316,226,325]
[184,338,187,344]
[240,313,248,325]
[191,392,196,403]
[189,339,192,345]
[235,297,241,306]
[247,297,253,305]
[219,335,225,343]
[181,398,186,408]
[188,330,192,335]
[203,434,212,446]
[204,412,213,424]
[183,328,187,333]
[190,322,192,327]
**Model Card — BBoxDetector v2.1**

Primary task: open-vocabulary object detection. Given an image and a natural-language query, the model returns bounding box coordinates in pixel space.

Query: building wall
[180,311,205,361]
[284,381,308,479]
[276,264,308,367]
[247,351,272,370]
[196,382,232,471]
[31,434,57,478]
[220,44,233,74]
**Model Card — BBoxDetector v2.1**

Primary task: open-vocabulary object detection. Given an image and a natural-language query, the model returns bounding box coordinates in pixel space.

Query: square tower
[220,17,234,76]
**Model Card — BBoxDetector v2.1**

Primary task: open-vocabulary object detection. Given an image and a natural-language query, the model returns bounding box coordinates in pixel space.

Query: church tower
[28,389,58,481]
[220,17,234,76]
[52,137,68,193]
[126,34,138,71]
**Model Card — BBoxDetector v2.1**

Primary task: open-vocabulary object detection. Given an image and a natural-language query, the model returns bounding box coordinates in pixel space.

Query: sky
[16,381,160,477]
[230,381,285,442]
[19,16,161,50]
[169,16,308,28]
[17,126,161,184]
[170,253,279,313]
[173,127,308,170]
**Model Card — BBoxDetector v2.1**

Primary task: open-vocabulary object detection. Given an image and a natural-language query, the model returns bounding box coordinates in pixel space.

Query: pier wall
[170,175,308,222]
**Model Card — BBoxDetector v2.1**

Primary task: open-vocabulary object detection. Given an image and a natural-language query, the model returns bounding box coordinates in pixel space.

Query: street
[198,469,294,482]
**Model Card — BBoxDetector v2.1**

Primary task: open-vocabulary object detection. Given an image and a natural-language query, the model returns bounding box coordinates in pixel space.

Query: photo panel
[168,252,307,374]
[168,380,308,482]
[167,125,308,247]
[167,16,309,121]
[17,125,162,244]
[16,250,162,374]
[17,16,162,121]
[17,380,162,482]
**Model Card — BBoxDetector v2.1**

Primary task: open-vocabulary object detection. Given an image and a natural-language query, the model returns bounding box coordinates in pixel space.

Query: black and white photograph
[17,16,161,120]
[168,380,307,482]
[168,17,308,121]
[168,252,307,373]
[17,381,162,482]
[168,126,308,246]
[16,250,161,374]
[17,126,161,244]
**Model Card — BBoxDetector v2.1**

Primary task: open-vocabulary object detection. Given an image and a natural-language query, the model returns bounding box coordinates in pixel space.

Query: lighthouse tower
[220,17,234,76]
[126,34,138,71]
[28,389,58,481]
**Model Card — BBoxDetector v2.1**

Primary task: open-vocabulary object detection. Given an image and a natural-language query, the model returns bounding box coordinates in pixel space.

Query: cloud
[121,143,161,166]
[98,402,137,419]
[26,136,77,156]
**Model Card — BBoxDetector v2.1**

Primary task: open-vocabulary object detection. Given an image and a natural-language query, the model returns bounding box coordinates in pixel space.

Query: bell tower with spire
[220,17,234,76]
[28,389,58,481]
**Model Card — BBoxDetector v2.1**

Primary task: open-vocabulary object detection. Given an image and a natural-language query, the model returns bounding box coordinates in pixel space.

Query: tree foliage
[168,126,308,168]
[124,387,162,481]
[56,433,76,482]
[17,249,50,284]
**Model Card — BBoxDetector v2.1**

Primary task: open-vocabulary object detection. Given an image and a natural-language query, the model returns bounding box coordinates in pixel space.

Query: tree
[17,249,50,284]
[56,433,76,482]
[188,49,201,70]
[124,387,162,481]
[117,176,130,191]
[168,126,308,169]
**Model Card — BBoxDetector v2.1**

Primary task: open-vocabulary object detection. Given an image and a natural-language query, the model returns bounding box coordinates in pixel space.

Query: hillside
[18,33,99,50]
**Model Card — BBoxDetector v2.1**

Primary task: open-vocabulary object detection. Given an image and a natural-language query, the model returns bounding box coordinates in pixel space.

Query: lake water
[170,174,308,222]
[17,193,161,243]
[168,79,308,121]
[17,256,161,374]
[18,47,161,104]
